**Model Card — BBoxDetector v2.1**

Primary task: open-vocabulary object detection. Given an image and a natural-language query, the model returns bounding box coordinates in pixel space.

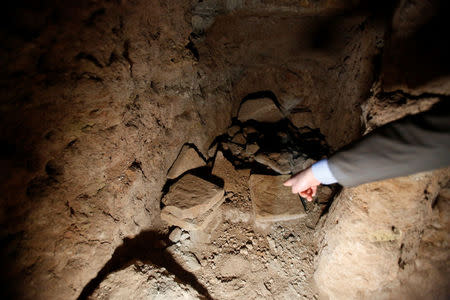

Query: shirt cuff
[311,159,338,185]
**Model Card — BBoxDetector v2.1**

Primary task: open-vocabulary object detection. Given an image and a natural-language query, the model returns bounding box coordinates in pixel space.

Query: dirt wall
[0,1,231,299]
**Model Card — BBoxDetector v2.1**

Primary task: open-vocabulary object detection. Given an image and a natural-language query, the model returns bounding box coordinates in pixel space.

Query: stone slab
[161,196,224,231]
[238,98,284,123]
[162,174,224,219]
[167,145,205,179]
[249,174,306,222]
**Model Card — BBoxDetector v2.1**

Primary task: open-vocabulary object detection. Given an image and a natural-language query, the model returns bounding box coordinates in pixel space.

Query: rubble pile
[161,96,334,239]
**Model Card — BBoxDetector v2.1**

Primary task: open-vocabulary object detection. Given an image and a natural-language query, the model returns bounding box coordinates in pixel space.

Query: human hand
[283,167,321,201]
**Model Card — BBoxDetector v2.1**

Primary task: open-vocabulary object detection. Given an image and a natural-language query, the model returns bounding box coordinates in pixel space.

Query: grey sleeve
[328,101,450,187]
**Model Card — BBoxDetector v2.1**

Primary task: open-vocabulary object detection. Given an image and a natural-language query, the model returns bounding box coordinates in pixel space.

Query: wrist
[311,159,338,185]
[308,167,321,186]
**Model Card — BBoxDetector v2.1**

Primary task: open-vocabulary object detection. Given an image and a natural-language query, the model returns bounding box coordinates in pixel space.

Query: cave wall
[314,1,450,298]
[0,1,232,299]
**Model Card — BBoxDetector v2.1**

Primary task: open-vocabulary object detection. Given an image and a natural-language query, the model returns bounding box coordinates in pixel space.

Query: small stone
[249,175,306,223]
[238,98,284,123]
[240,247,248,255]
[167,145,205,179]
[245,143,260,155]
[227,125,240,137]
[243,126,258,136]
[231,133,246,145]
[169,227,183,242]
[207,143,218,158]
[246,241,253,250]
[228,142,243,156]
[267,237,276,251]
[162,174,224,219]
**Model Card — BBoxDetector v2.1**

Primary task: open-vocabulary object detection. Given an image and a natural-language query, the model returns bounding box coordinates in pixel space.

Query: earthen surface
[250,175,306,222]
[1,0,449,299]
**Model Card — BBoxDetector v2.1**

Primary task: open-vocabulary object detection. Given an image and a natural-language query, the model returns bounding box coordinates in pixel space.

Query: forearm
[316,101,450,187]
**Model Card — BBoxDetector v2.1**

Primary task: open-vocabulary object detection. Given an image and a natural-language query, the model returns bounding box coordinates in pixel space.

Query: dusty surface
[315,169,450,299]
[0,1,232,299]
[0,0,449,299]
[249,174,306,222]
[89,262,200,300]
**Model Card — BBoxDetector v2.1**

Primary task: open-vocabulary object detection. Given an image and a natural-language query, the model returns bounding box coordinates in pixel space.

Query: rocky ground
[92,99,337,299]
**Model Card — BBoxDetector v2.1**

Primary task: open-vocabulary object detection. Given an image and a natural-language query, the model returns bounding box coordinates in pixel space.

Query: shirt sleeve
[311,159,338,185]
[328,100,450,187]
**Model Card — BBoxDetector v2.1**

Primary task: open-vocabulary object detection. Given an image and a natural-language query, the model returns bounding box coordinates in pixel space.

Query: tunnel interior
[1,1,450,299]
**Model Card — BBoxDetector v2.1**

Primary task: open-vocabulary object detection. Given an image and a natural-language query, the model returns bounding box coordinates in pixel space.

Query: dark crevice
[75,52,104,68]
[185,40,200,61]
[318,184,342,219]
[84,8,106,26]
[122,40,133,75]
[76,230,213,300]
[129,160,147,179]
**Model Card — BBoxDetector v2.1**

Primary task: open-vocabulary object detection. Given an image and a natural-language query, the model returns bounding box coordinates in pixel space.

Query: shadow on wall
[76,230,213,300]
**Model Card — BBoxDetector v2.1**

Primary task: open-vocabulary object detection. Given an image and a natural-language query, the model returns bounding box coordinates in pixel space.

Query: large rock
[167,145,206,179]
[162,174,224,219]
[238,98,284,123]
[249,174,306,222]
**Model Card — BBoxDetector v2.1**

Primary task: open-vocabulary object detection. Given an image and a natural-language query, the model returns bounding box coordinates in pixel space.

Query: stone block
[231,133,246,145]
[162,174,224,219]
[245,143,260,156]
[249,174,306,222]
[161,196,224,231]
[168,227,182,243]
[167,145,205,179]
